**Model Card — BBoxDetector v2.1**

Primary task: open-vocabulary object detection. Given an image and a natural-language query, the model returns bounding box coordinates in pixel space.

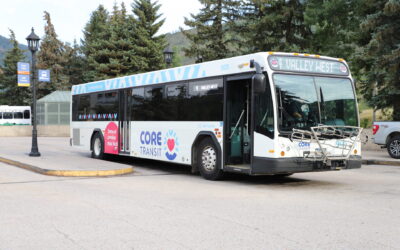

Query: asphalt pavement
[0,160,399,249]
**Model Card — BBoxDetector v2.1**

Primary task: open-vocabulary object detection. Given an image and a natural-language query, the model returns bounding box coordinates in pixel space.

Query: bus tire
[197,138,223,180]
[387,135,400,159]
[91,133,104,159]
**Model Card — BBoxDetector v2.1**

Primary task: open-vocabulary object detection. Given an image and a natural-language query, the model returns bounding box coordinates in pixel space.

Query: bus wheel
[387,135,400,159]
[198,138,223,180]
[91,133,104,159]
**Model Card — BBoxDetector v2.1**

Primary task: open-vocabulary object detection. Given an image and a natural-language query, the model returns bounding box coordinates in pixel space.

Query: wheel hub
[201,146,217,171]
[389,140,400,157]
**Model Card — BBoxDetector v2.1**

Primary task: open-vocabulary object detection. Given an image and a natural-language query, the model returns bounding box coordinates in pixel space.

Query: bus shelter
[37,91,71,125]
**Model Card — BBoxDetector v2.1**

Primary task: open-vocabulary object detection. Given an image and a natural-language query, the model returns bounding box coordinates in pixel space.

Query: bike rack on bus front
[291,125,363,167]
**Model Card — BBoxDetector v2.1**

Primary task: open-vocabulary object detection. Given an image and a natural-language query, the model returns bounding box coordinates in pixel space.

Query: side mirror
[252,73,266,93]
[250,59,266,93]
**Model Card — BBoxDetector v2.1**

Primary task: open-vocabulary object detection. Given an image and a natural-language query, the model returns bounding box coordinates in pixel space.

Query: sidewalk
[0,137,133,176]
[362,149,400,166]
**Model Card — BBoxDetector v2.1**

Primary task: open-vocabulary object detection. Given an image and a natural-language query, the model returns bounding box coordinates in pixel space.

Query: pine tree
[64,40,85,85]
[91,3,135,78]
[181,0,241,62]
[131,0,166,71]
[82,3,155,80]
[0,29,31,105]
[37,11,69,97]
[304,0,360,59]
[81,5,109,81]
[239,0,311,53]
[355,0,400,120]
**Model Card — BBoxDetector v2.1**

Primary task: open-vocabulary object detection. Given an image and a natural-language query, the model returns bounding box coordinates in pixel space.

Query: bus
[70,52,362,180]
[0,106,31,125]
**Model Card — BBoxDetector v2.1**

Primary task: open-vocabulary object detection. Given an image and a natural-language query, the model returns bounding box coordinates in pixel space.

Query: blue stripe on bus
[72,64,208,95]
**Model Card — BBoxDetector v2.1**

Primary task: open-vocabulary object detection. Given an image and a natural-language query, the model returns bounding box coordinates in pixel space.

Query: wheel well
[386,132,400,145]
[191,133,221,174]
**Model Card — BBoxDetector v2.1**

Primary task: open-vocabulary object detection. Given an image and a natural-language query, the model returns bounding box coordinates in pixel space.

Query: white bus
[0,106,31,125]
[71,52,362,180]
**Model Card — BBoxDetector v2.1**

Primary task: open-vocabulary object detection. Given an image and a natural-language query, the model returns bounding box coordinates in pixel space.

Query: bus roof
[71,52,348,95]
[0,106,31,112]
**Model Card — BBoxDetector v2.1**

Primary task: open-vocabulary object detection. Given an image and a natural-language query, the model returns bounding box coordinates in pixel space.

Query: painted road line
[0,156,133,177]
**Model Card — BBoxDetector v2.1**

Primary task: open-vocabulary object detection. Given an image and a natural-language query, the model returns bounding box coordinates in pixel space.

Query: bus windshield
[273,74,357,132]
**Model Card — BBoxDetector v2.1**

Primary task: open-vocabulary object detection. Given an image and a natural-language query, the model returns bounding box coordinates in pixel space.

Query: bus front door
[226,79,251,166]
[119,89,132,154]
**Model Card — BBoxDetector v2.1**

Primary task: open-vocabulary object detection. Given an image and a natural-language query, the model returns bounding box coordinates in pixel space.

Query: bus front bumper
[251,155,362,175]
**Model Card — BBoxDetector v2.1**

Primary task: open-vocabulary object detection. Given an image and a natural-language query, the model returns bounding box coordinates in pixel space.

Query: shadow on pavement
[100,154,339,187]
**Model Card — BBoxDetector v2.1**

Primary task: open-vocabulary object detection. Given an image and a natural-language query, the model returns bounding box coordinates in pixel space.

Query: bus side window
[144,86,164,121]
[13,112,23,119]
[186,78,223,121]
[0,112,2,119]
[166,83,188,121]
[23,110,30,119]
[132,88,145,120]
[78,95,90,120]
[3,112,12,119]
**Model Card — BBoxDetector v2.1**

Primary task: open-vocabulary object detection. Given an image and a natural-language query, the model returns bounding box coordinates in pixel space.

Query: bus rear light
[268,51,274,55]
[293,53,299,56]
[372,125,380,135]
[315,55,320,58]
[268,149,274,153]
[304,54,310,56]
[354,149,358,154]
[280,151,285,157]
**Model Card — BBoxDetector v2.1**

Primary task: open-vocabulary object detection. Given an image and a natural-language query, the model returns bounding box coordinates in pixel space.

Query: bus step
[225,164,251,174]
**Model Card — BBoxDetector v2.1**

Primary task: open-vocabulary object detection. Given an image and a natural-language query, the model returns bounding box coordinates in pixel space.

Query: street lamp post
[163,47,174,67]
[26,28,41,157]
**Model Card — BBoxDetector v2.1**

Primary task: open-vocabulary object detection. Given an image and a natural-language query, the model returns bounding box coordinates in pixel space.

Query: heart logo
[167,139,175,151]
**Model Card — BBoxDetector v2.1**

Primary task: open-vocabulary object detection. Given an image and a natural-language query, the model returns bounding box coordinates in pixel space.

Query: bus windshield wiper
[319,87,325,120]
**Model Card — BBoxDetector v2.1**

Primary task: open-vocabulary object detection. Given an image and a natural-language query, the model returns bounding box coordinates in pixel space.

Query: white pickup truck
[372,121,400,159]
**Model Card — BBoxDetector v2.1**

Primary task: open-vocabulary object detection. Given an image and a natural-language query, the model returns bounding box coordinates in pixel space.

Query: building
[37,91,70,125]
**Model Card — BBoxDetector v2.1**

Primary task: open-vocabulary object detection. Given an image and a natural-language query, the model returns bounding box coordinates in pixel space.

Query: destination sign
[268,55,349,75]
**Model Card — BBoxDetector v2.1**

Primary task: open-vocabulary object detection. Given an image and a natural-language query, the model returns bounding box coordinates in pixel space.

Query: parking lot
[0,137,399,249]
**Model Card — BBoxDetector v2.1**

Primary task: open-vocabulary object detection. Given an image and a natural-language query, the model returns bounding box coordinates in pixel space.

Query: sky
[0,0,202,45]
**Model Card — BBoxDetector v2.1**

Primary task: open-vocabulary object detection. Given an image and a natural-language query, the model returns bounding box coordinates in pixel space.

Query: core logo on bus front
[164,130,179,161]
[104,122,119,154]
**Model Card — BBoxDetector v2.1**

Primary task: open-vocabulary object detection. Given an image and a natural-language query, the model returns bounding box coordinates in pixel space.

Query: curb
[362,159,400,166]
[0,156,133,177]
